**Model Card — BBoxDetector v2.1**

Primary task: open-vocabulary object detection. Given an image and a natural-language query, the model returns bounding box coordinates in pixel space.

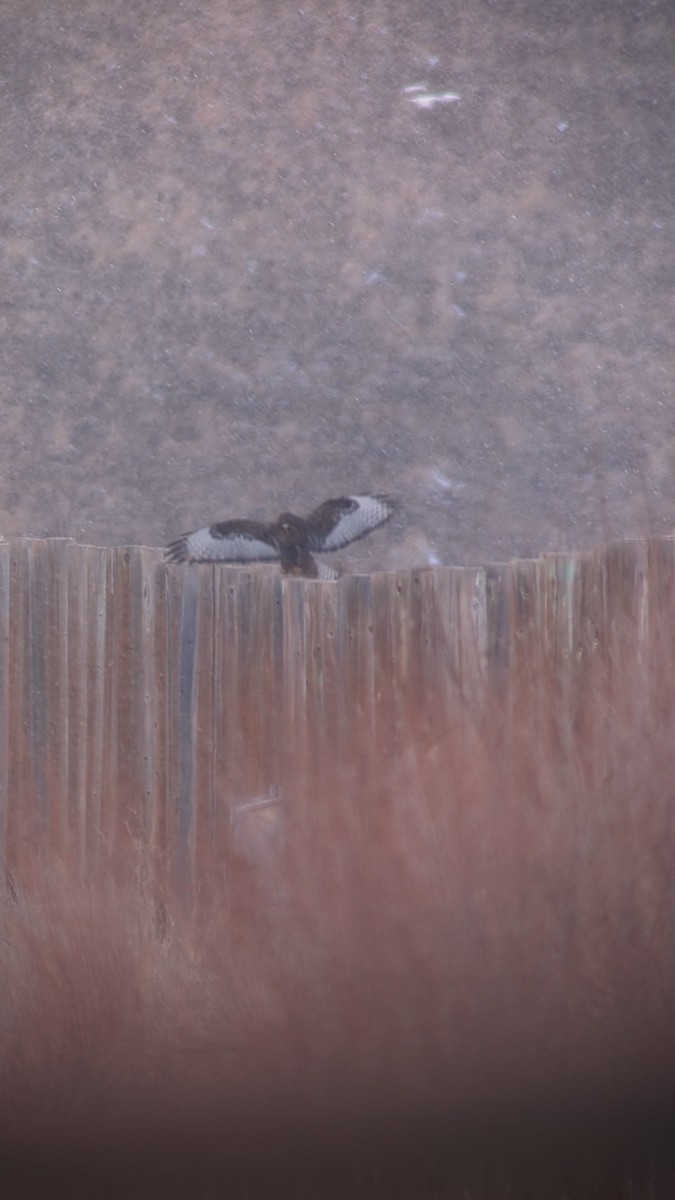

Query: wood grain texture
[0,536,673,899]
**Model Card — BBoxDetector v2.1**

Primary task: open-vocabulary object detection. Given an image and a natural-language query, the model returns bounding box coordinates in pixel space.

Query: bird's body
[166,495,396,579]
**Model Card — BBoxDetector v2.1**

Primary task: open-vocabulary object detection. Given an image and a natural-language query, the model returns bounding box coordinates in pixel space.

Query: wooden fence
[0,535,674,899]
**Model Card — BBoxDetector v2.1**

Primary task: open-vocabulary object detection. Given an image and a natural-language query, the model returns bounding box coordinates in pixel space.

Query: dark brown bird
[166,494,397,579]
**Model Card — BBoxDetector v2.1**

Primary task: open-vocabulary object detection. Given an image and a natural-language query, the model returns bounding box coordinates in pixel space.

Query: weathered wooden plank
[394,567,448,750]
[210,568,282,889]
[302,577,340,824]
[66,542,108,879]
[163,561,208,900]
[645,537,675,649]
[509,557,542,660]
[423,565,467,735]
[4,540,74,888]
[645,536,675,614]
[96,547,157,881]
[43,539,71,859]
[6,540,30,893]
[189,564,217,901]
[164,558,195,898]
[454,566,488,708]
[336,573,374,786]
[372,567,410,777]
[139,545,169,877]
[279,575,309,844]
[485,561,512,676]
[426,566,467,717]
[211,569,240,888]
[0,542,10,881]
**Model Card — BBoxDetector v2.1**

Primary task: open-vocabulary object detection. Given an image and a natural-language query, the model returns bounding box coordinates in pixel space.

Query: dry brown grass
[2,593,675,1198]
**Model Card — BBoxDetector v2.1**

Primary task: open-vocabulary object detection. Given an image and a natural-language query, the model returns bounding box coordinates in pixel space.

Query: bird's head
[275,512,306,546]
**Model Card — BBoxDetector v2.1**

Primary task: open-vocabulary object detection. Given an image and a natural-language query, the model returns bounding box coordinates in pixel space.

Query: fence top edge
[0,534,673,575]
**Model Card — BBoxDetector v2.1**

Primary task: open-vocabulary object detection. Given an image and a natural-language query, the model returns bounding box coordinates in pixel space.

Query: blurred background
[2,0,674,571]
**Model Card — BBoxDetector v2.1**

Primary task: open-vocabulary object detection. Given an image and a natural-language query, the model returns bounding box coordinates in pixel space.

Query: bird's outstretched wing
[166,520,280,564]
[306,494,397,553]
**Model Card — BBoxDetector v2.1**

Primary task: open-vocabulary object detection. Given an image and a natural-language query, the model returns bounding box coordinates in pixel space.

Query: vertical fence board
[303,579,340,825]
[280,577,309,841]
[337,573,374,787]
[485,562,512,677]
[425,566,467,729]
[455,567,488,708]
[36,540,71,863]
[100,547,158,880]
[6,541,31,891]
[6,540,72,888]
[0,544,9,880]
[646,536,675,632]
[371,569,397,777]
[66,542,107,878]
[164,561,199,899]
[189,565,217,901]
[140,548,168,876]
[221,570,285,877]
[212,570,240,882]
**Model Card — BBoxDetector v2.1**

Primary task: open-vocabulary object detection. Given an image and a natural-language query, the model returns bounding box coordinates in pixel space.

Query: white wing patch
[318,495,394,552]
[167,527,279,564]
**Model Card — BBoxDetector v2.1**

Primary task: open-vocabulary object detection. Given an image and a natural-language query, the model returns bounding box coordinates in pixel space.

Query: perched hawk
[166,494,396,579]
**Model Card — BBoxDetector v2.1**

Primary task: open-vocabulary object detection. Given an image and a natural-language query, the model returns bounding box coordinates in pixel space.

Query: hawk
[165,494,397,579]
